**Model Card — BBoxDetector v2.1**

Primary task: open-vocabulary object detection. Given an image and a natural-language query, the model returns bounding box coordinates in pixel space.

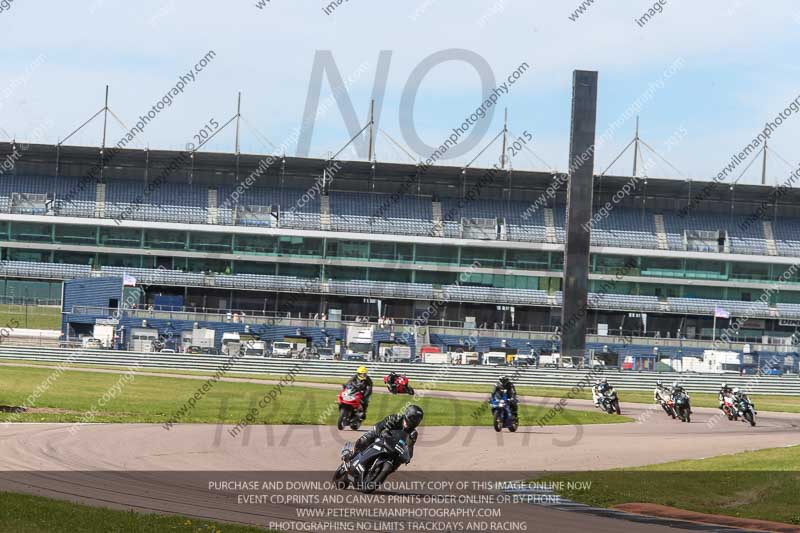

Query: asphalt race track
[0,392,798,532]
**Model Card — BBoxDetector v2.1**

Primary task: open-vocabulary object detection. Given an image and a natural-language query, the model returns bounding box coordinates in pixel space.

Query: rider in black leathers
[491,376,519,418]
[385,371,400,393]
[671,381,692,414]
[732,387,757,415]
[593,379,614,407]
[352,405,424,462]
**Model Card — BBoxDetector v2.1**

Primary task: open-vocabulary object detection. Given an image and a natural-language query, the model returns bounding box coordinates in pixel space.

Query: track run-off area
[1,363,799,531]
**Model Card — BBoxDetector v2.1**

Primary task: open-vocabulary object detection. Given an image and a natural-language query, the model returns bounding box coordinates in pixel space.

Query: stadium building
[1,140,799,371]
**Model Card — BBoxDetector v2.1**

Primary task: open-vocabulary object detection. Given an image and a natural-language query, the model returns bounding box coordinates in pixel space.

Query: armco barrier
[0,346,798,395]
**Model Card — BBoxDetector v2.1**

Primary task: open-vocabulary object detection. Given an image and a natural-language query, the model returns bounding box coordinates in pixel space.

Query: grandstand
[1,141,800,369]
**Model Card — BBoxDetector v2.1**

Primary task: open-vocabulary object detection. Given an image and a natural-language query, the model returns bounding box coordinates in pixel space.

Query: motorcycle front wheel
[614,400,621,415]
[337,406,349,430]
[745,411,755,427]
[332,464,349,490]
[509,416,519,432]
[406,386,415,395]
[361,462,392,494]
[493,411,503,432]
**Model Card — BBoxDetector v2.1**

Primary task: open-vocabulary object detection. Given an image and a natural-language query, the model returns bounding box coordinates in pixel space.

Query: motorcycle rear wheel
[406,386,415,395]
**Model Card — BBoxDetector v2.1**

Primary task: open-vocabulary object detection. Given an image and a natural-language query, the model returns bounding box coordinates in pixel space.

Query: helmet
[403,405,424,429]
[732,387,740,394]
[721,382,727,389]
[356,366,368,380]
[601,378,608,385]
[656,380,662,387]
[672,381,679,388]
[498,376,510,386]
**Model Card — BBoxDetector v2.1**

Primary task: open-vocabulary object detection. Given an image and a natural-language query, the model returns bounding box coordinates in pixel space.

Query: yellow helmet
[356,366,368,380]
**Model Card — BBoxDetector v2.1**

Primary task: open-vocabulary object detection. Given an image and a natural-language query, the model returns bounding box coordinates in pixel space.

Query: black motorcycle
[600,390,621,415]
[333,429,412,493]
[673,392,691,423]
[737,398,757,427]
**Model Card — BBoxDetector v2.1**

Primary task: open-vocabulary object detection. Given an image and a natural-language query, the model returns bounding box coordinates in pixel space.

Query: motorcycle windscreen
[378,430,412,463]
[353,444,387,470]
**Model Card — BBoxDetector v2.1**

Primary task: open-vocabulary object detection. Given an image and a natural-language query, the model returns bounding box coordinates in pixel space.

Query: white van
[82,337,103,349]
[317,347,335,360]
[513,353,535,366]
[221,332,241,356]
[482,352,508,366]
[272,341,293,357]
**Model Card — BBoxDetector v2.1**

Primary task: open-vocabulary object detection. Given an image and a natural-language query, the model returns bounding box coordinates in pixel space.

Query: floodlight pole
[501,109,509,169]
[235,92,242,181]
[328,120,373,163]
[761,132,768,185]
[632,116,640,177]
[100,85,110,182]
[101,85,109,152]
[144,147,150,185]
[367,99,375,162]
[56,86,112,179]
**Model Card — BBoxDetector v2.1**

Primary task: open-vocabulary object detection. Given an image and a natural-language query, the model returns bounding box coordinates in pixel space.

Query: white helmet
[732,387,740,394]
[721,382,727,388]
[672,381,679,388]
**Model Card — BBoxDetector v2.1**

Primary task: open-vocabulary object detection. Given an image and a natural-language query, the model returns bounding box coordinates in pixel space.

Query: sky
[1,0,799,185]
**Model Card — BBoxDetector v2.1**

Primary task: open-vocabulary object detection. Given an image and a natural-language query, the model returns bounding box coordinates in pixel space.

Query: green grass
[544,446,800,525]
[0,490,274,532]
[0,304,61,330]
[0,365,627,426]
[4,359,799,414]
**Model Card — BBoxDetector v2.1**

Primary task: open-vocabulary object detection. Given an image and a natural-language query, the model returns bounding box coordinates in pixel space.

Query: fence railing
[68,305,800,356]
[0,346,797,395]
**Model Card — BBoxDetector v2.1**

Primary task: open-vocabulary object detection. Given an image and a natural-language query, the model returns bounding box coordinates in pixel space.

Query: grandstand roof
[1,141,798,216]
